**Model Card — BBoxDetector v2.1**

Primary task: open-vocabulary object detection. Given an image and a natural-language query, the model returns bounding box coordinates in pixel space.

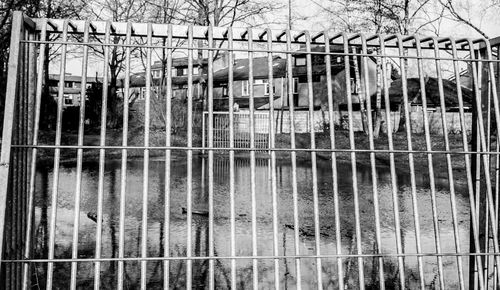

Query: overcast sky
[272,0,500,38]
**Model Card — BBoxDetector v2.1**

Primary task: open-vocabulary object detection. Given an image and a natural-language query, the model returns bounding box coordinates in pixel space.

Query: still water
[33,155,470,289]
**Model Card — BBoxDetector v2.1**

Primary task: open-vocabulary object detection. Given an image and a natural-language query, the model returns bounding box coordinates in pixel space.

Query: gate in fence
[2,10,500,289]
[203,111,269,150]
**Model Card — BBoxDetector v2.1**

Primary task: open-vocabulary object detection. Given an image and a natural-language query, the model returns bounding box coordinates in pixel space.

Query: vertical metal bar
[16,20,31,289]
[483,42,500,230]
[449,38,486,290]
[412,36,446,289]
[0,11,24,274]
[163,24,173,289]
[432,37,466,289]
[94,21,111,290]
[464,39,488,290]
[246,28,259,290]
[398,35,443,288]
[343,34,365,289]
[359,35,388,289]
[185,25,193,290]
[286,29,302,290]
[480,38,500,287]
[473,47,482,263]
[140,22,153,289]
[214,115,217,149]
[10,21,23,288]
[387,35,426,289]
[117,21,132,290]
[324,32,344,289]
[21,18,47,290]
[207,25,215,290]
[227,27,237,290]
[481,43,492,288]
[46,19,69,289]
[304,31,323,289]
[202,111,206,153]
[266,28,280,290]
[69,20,90,290]
[18,21,29,290]
[494,44,500,290]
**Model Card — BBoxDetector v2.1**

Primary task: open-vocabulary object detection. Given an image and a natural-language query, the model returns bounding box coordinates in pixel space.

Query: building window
[220,83,228,97]
[242,80,250,96]
[292,77,298,94]
[295,57,306,66]
[171,68,177,77]
[64,94,73,105]
[177,68,184,76]
[263,79,270,95]
[254,79,271,95]
[193,67,199,75]
[65,81,73,88]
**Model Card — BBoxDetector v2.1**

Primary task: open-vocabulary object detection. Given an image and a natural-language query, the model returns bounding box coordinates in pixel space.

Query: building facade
[48,74,102,107]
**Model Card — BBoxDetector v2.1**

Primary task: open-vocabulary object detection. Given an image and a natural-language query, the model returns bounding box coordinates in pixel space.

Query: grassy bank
[32,126,471,187]
[276,131,469,181]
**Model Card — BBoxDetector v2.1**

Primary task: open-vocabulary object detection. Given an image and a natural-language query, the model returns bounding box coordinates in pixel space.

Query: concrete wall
[215,109,473,135]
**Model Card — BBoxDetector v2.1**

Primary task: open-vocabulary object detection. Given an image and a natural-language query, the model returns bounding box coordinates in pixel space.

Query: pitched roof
[387,77,473,107]
[292,63,346,76]
[125,72,205,87]
[151,57,208,69]
[212,56,286,84]
[48,74,103,83]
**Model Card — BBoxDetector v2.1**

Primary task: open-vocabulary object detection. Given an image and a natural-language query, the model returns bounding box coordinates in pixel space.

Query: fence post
[0,11,24,276]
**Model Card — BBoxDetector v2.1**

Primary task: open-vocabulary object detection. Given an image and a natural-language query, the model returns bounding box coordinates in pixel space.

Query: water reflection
[32,155,469,289]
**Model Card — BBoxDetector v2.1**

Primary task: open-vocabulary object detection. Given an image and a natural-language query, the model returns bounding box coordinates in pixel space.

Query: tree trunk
[106,37,122,129]
[373,53,383,138]
[41,35,55,130]
[397,103,406,132]
[397,47,409,132]
[352,47,368,134]
[107,65,120,129]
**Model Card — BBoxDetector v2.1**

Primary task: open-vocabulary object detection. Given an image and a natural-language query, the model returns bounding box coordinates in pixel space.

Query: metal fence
[2,10,500,289]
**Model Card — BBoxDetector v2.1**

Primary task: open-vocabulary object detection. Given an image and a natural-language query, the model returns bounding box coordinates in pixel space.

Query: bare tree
[438,0,496,39]
[84,0,147,128]
[173,0,281,27]
[172,0,283,112]
[130,0,283,130]
[314,0,441,137]
[0,0,85,129]
[313,0,437,34]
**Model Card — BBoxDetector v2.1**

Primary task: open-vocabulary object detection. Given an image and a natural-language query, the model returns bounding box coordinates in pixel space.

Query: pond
[32,154,470,289]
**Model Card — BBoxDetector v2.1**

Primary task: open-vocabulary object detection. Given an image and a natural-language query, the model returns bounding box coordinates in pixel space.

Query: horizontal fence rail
[1,11,500,289]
